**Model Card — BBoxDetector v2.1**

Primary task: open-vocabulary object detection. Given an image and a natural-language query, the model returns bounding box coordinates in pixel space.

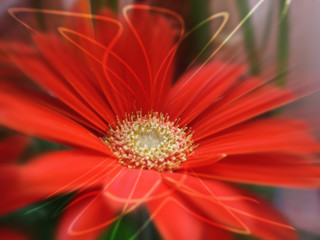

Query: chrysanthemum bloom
[0,3,319,240]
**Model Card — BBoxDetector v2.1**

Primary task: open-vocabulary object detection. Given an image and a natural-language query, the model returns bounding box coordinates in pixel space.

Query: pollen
[101,112,195,172]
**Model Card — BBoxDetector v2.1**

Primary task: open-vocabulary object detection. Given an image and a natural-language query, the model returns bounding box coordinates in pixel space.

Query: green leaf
[90,0,118,14]
[190,0,212,63]
[0,194,73,240]
[277,0,290,87]
[99,207,161,240]
[236,0,260,75]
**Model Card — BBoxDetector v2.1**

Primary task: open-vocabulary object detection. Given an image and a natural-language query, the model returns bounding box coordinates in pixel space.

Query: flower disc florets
[102,112,195,172]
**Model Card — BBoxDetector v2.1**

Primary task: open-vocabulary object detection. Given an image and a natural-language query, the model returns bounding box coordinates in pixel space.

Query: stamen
[101,112,195,172]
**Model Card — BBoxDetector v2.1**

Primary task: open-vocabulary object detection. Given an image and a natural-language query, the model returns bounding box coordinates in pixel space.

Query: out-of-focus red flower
[0,2,319,240]
[0,44,23,78]
[0,134,29,164]
[0,134,29,240]
[0,228,28,240]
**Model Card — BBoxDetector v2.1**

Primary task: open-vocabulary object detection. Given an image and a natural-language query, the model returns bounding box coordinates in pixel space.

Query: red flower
[0,228,27,240]
[0,3,319,240]
[0,134,29,164]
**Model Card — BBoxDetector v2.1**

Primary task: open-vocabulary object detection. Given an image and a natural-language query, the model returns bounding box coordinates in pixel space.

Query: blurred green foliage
[99,207,161,240]
[277,0,290,87]
[236,0,260,75]
[0,194,73,240]
[91,0,118,13]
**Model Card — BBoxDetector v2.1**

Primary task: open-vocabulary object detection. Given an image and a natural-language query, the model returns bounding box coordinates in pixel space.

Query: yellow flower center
[102,112,195,172]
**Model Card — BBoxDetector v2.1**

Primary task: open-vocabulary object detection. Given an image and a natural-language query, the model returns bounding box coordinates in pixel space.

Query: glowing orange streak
[57,27,134,104]
[8,8,119,33]
[227,206,295,230]
[167,0,265,108]
[133,6,185,108]
[65,191,100,208]
[190,170,295,229]
[8,7,133,112]
[127,178,190,239]
[164,12,229,106]
[58,26,133,109]
[120,168,143,213]
[163,171,254,233]
[120,167,259,217]
[102,171,188,212]
[192,0,265,73]
[123,5,188,107]
[179,170,259,203]
[102,165,125,191]
[45,158,115,199]
[189,169,257,226]
[66,166,126,235]
[122,170,161,215]
[161,171,188,189]
[167,177,257,203]
[145,196,251,235]
[75,162,123,195]
[103,180,161,205]
[102,169,167,215]
[59,30,149,100]
[186,15,229,69]
[104,180,162,214]
[152,47,178,108]
[67,191,120,236]
[123,5,154,85]
[101,42,139,103]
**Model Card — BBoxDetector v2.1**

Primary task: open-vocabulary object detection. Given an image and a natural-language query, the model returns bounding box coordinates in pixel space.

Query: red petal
[0,83,110,153]
[192,153,320,187]
[57,191,116,240]
[161,172,251,234]
[166,62,245,124]
[192,84,295,139]
[7,42,109,132]
[163,172,297,239]
[195,119,320,154]
[56,28,136,118]
[0,150,116,215]
[103,167,163,213]
[213,77,264,108]
[0,134,29,164]
[115,5,182,111]
[60,6,183,115]
[147,195,233,240]
[225,188,298,240]
[0,81,102,132]
[23,150,117,194]
[0,165,43,215]
[179,153,227,169]
[0,228,27,240]
[0,41,23,78]
[32,34,115,124]
[7,7,120,122]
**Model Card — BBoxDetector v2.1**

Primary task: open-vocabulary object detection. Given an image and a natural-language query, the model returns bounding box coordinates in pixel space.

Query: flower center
[102,112,195,172]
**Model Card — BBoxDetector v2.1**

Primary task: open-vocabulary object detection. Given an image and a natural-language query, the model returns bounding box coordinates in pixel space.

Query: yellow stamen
[102,112,195,172]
